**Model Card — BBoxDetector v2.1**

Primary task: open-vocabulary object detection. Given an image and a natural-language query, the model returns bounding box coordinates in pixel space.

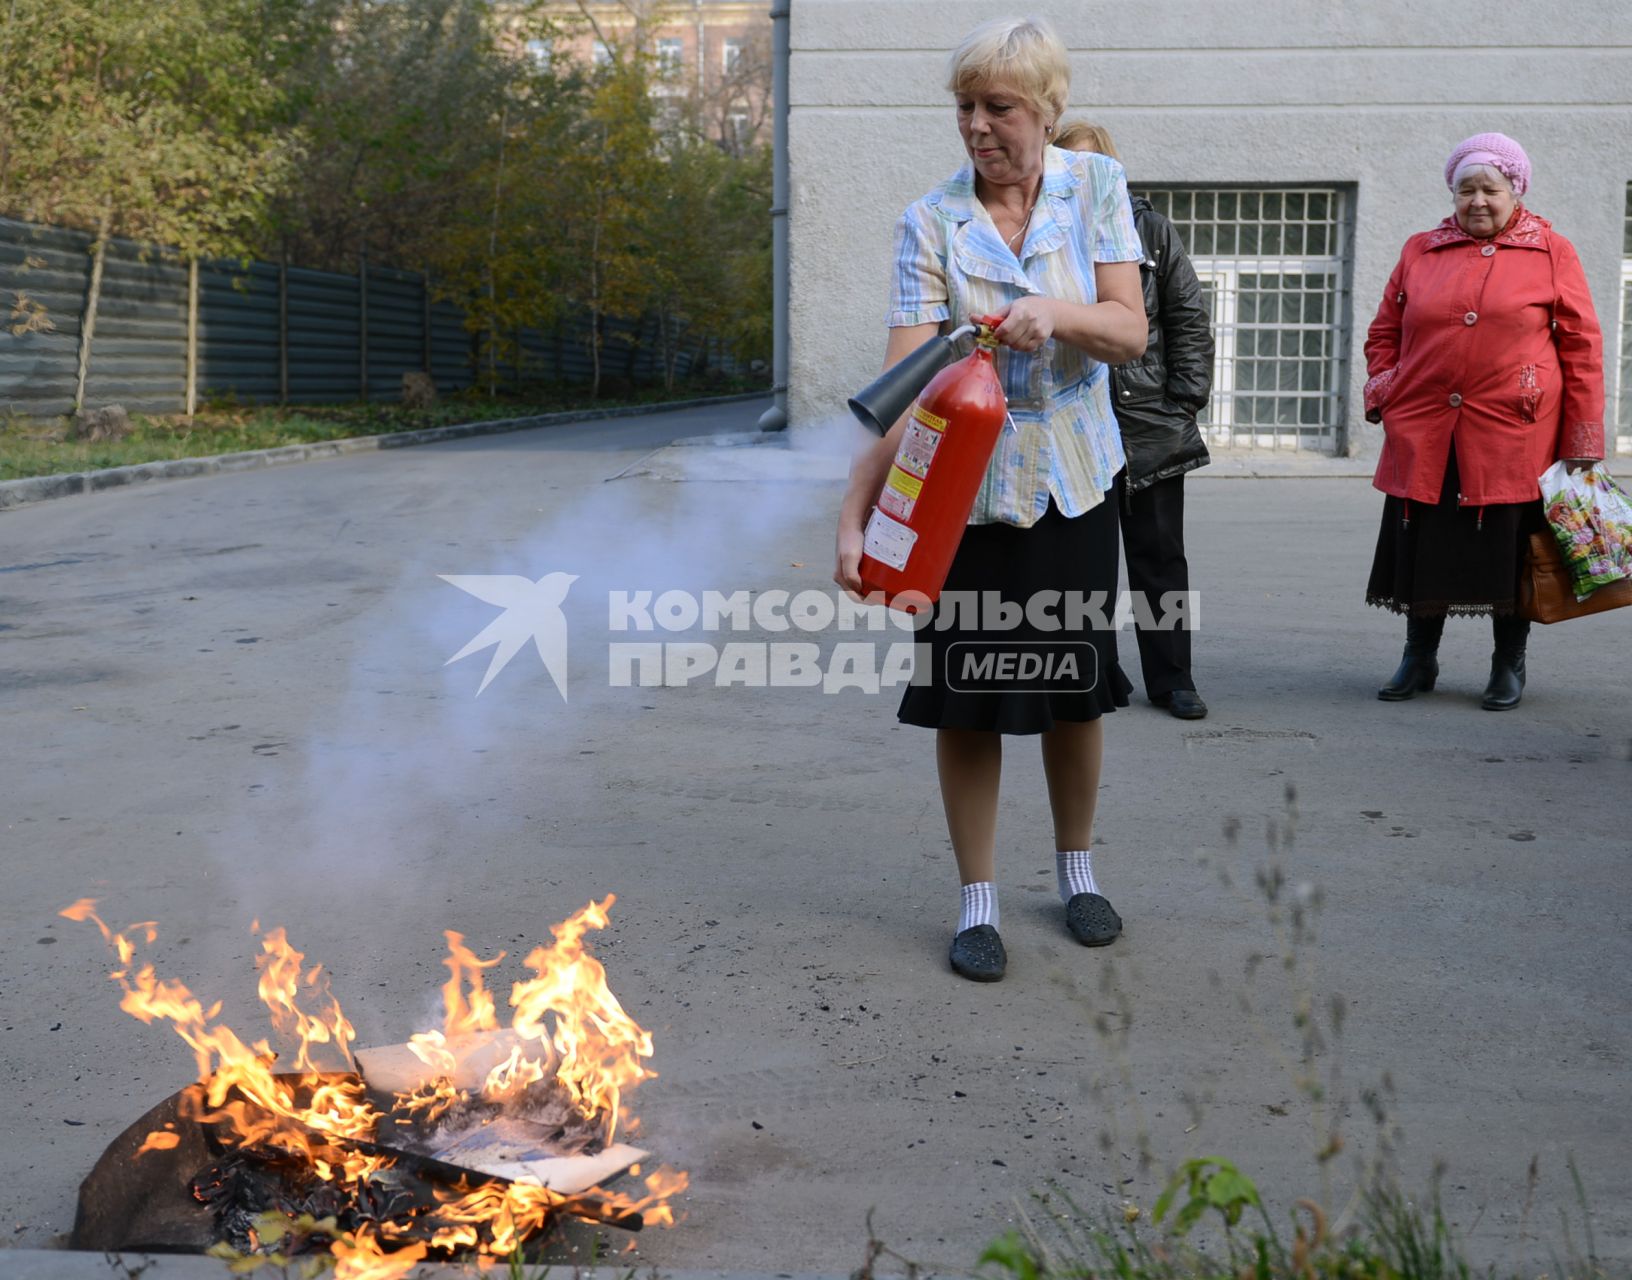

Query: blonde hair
[1053,119,1119,160]
[946,17,1070,125]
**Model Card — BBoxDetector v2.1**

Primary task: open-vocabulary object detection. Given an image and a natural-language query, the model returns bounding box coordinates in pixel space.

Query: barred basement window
[1135,187,1354,449]
[1618,184,1631,455]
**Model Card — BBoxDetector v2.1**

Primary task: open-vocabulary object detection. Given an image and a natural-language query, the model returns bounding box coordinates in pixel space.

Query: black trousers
[1119,473,1195,697]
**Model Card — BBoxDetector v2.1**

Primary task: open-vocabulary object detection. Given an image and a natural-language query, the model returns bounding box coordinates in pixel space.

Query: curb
[0,392,769,512]
[0,1253,854,1280]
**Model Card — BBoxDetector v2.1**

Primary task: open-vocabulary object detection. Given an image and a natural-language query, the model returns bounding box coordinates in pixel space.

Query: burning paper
[63,895,685,1277]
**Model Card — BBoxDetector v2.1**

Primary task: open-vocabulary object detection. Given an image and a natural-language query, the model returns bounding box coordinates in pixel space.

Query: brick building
[531,0,772,153]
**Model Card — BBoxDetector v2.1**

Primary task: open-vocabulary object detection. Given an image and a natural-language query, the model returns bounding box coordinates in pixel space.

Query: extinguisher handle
[970,313,1006,346]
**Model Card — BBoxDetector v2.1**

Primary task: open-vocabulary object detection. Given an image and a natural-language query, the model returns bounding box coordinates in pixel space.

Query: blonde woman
[833,18,1146,982]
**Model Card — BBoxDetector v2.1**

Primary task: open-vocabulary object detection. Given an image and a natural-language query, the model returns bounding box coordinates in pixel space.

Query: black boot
[1378,614,1445,701]
[1482,615,1530,711]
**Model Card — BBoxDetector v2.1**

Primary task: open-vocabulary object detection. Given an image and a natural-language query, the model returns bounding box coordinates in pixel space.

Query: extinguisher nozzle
[847,326,973,436]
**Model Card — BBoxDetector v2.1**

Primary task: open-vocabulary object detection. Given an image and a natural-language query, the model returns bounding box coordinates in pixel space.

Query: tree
[550,53,662,397]
[264,0,522,272]
[429,46,589,395]
[0,0,299,408]
[646,135,770,389]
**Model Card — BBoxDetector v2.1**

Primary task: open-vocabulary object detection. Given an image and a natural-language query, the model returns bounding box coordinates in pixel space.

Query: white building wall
[788,0,1632,454]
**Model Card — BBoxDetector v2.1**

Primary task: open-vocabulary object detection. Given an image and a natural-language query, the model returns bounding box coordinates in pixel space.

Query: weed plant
[859,786,1616,1280]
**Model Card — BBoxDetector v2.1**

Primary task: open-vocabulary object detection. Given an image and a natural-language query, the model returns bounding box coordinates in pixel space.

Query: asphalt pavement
[2,400,1628,1276]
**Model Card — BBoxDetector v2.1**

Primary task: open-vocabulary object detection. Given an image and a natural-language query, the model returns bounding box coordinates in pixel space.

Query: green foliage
[980,1230,1045,1280]
[266,0,528,272]
[0,0,771,398]
[1152,1157,1266,1236]
[973,1166,1612,1280]
[0,0,299,258]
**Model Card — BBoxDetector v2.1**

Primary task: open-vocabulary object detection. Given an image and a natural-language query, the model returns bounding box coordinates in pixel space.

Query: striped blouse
[887,146,1143,527]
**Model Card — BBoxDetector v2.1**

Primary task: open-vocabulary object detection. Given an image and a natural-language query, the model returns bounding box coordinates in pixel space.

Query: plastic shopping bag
[1538,461,1632,600]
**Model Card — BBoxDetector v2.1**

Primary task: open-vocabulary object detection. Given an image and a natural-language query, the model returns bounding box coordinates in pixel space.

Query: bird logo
[439,572,579,699]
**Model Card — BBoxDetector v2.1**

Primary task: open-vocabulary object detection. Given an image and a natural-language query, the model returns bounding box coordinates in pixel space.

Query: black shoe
[1481,651,1526,710]
[949,925,1007,982]
[1483,616,1529,711]
[1377,649,1439,700]
[1151,689,1207,720]
[1064,893,1122,946]
[1379,615,1444,701]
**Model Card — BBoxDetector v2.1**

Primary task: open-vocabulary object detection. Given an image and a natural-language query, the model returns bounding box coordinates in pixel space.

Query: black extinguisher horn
[846,323,976,436]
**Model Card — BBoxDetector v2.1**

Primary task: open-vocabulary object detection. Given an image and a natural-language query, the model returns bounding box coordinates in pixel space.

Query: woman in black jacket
[1056,123,1214,719]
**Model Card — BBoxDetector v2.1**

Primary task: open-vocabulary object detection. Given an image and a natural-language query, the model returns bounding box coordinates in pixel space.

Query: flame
[254,925,357,1072]
[331,1233,428,1280]
[439,931,504,1037]
[508,895,652,1144]
[64,894,682,1268]
[60,899,379,1166]
[135,1130,182,1156]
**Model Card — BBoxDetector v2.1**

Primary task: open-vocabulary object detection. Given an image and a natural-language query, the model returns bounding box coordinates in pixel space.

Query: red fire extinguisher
[853,316,1007,609]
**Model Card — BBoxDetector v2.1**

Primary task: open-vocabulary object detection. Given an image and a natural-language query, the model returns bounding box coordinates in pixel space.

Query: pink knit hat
[1444,132,1530,197]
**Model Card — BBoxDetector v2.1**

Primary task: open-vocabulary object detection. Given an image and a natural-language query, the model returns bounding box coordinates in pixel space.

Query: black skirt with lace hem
[897,494,1133,735]
[1365,444,1545,619]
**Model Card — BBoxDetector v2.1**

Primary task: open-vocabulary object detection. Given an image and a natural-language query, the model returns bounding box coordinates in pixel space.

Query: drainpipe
[756,0,790,431]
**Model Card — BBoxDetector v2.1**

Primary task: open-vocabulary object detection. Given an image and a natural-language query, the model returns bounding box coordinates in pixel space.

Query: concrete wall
[788,0,1632,454]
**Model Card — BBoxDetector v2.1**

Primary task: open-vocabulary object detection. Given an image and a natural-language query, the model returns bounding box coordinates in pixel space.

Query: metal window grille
[1134,187,1354,449]
[1618,184,1632,455]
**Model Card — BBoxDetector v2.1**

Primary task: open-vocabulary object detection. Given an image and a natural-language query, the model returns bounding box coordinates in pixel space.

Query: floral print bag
[1538,461,1632,600]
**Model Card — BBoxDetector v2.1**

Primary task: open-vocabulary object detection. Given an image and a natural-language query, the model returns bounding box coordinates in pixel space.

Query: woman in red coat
[1363,132,1605,710]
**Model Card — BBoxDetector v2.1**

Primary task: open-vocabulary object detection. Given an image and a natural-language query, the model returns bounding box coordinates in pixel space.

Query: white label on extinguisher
[863,507,918,572]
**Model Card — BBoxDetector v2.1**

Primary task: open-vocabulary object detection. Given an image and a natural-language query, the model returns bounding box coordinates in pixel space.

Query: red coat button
[1464,312,1478,325]
[1449,393,1463,407]
[1481,244,1496,256]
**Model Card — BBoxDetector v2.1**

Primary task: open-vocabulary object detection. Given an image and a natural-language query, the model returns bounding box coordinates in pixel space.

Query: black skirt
[1366,444,1545,618]
[897,494,1133,734]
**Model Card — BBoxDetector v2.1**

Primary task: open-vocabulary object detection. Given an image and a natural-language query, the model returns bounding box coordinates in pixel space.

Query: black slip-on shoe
[1065,893,1123,947]
[1153,689,1208,719]
[948,925,1007,982]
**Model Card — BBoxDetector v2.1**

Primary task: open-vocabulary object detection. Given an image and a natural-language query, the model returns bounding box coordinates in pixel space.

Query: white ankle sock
[1056,849,1097,902]
[959,881,998,932]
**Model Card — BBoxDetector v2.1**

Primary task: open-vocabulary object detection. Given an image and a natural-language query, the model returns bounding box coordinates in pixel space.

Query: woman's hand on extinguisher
[834,516,867,599]
[991,297,1056,352]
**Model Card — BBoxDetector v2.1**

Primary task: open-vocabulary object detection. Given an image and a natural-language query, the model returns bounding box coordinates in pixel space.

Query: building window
[722,38,742,74]
[1137,187,1354,449]
[592,39,613,67]
[1619,184,1632,454]
[727,110,750,147]
[657,37,683,75]
[524,37,551,65]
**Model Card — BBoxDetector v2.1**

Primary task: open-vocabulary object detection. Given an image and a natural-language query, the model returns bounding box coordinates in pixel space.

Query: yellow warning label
[885,465,923,501]
[911,403,947,432]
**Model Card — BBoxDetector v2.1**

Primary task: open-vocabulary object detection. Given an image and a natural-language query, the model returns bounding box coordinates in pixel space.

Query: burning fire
[64,894,686,1278]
